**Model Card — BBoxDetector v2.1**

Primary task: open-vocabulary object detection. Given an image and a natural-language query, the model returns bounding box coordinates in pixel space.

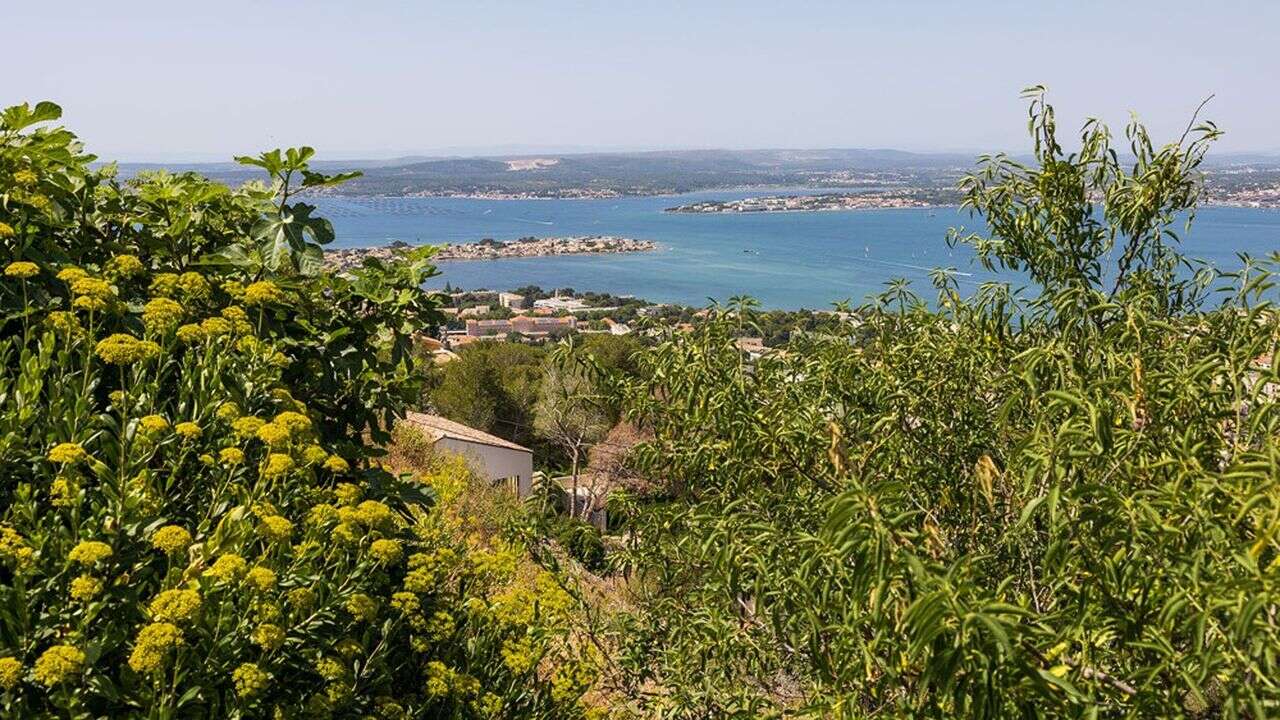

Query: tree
[428,341,544,446]
[535,342,610,519]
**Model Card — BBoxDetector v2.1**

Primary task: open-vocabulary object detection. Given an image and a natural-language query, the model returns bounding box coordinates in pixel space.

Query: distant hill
[106,147,1280,198]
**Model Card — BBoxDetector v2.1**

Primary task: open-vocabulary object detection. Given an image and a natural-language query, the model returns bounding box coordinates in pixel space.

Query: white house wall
[434,437,533,497]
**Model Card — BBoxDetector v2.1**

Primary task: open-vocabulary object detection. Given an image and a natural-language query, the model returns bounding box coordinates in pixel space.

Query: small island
[324,235,656,271]
[665,192,935,214]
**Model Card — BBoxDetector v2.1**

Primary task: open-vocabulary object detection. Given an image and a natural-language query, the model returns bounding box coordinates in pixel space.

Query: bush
[0,102,598,718]
[551,518,606,573]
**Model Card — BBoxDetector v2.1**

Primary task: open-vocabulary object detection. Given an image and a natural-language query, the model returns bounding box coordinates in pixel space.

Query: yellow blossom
[256,422,290,447]
[0,527,34,569]
[139,414,170,436]
[56,266,87,284]
[176,323,205,343]
[251,623,285,652]
[355,500,394,529]
[424,661,452,698]
[232,663,270,698]
[273,411,311,434]
[232,415,265,438]
[287,586,316,612]
[219,447,245,466]
[0,222,14,239]
[0,656,21,690]
[4,261,39,279]
[151,525,192,555]
[70,574,103,602]
[95,333,159,365]
[46,310,83,338]
[32,645,84,687]
[128,622,183,674]
[334,482,361,505]
[222,280,245,299]
[369,539,403,565]
[216,402,242,422]
[243,280,284,306]
[204,553,247,582]
[262,453,294,479]
[174,421,202,440]
[47,442,87,464]
[68,540,112,566]
[345,593,378,622]
[302,444,328,465]
[50,476,78,508]
[200,316,232,336]
[71,277,115,304]
[149,588,202,623]
[150,273,179,297]
[246,566,277,592]
[105,254,144,278]
[178,272,210,300]
[259,515,294,543]
[141,297,184,332]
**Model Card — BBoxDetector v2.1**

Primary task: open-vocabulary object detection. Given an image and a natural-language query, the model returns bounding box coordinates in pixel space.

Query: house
[497,292,525,310]
[400,412,534,496]
[458,305,491,319]
[466,315,576,338]
[533,296,588,312]
[601,317,632,335]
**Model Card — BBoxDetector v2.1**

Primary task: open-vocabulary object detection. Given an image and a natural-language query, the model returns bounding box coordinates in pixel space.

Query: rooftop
[402,411,532,454]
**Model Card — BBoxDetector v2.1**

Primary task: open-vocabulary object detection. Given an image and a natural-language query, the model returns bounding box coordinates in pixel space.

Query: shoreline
[324,236,658,271]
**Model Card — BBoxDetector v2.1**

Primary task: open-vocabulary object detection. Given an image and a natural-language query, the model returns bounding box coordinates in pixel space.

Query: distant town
[324,236,656,271]
[665,192,937,214]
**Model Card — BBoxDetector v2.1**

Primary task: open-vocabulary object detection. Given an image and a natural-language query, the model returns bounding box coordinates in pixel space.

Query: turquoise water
[316,192,1280,309]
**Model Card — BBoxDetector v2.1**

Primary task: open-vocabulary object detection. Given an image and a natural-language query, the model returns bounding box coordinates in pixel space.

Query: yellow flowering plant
[0,101,598,719]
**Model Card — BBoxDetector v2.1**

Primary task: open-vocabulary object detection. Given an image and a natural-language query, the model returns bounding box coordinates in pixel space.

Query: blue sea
[315,191,1280,309]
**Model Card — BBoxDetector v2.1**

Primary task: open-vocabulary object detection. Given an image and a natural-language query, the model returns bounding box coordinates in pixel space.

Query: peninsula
[665,192,936,214]
[324,235,656,271]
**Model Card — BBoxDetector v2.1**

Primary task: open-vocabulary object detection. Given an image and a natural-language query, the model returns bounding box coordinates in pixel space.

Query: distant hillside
[108,147,1280,199]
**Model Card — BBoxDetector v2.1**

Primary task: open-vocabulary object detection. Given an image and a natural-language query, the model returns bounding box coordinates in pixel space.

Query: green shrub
[0,102,599,718]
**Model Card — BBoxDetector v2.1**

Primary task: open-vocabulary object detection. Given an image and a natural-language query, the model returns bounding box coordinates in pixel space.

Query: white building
[497,292,525,310]
[401,412,534,496]
[533,296,588,312]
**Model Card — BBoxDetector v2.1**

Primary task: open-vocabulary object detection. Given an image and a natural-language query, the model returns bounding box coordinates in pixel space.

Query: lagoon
[316,191,1280,309]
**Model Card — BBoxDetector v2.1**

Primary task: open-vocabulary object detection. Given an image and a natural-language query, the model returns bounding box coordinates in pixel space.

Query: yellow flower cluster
[0,221,13,238]
[549,659,597,704]
[0,656,21,690]
[219,447,245,466]
[232,416,266,439]
[345,593,378,622]
[246,566,277,592]
[105,254,144,279]
[176,323,205,343]
[201,316,232,337]
[46,310,83,338]
[0,527,34,569]
[390,591,420,615]
[204,553,248,582]
[174,421,202,440]
[128,622,184,674]
[251,623,285,651]
[216,401,242,421]
[262,453,295,479]
[287,586,316,612]
[95,333,160,365]
[4,261,39,279]
[70,276,116,312]
[369,538,403,565]
[70,574,103,601]
[232,662,270,698]
[335,482,362,506]
[47,442,87,464]
[324,455,351,474]
[256,422,290,447]
[501,635,540,675]
[50,476,78,508]
[68,540,113,566]
[152,525,193,555]
[178,272,210,299]
[142,297,184,332]
[32,644,84,687]
[139,414,170,436]
[149,588,202,623]
[259,515,294,543]
[222,305,253,334]
[243,280,284,306]
[274,410,311,434]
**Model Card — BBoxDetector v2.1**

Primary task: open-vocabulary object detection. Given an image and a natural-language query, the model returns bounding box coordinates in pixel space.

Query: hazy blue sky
[8,0,1278,160]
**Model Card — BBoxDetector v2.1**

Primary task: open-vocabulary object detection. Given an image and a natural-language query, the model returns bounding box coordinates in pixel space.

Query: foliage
[549,519,606,574]
[428,341,546,447]
[0,102,597,718]
[535,344,611,519]
[608,92,1280,718]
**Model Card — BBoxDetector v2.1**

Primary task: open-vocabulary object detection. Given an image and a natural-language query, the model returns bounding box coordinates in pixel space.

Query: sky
[7,0,1279,161]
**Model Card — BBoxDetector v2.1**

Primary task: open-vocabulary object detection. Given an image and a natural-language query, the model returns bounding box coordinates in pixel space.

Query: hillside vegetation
[594,90,1280,718]
[0,102,598,718]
